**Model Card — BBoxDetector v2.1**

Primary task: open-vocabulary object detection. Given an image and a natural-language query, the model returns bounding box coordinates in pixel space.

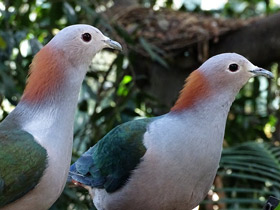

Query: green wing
[0,129,47,207]
[69,117,156,193]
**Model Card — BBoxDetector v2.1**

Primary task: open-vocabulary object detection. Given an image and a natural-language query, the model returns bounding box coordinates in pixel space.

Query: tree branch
[209,12,280,66]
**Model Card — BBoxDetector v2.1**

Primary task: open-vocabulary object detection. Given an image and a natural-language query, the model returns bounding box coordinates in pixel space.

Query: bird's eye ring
[228,63,239,72]
[82,33,92,42]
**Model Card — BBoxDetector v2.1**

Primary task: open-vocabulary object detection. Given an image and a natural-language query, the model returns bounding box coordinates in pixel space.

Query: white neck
[2,64,87,149]
[190,89,236,118]
[171,87,236,119]
[147,90,237,151]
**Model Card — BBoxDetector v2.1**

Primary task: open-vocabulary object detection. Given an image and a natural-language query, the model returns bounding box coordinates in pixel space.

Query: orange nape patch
[22,45,65,104]
[171,70,210,111]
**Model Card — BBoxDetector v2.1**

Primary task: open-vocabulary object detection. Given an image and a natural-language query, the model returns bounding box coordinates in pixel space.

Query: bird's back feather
[69,118,157,193]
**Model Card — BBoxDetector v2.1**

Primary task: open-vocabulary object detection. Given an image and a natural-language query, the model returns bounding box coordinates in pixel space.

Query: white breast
[92,106,228,210]
[0,85,80,210]
[2,141,73,210]
[1,107,75,210]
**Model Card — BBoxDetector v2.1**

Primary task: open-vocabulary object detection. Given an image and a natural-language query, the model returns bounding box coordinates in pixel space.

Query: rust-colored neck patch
[171,70,210,111]
[22,45,66,104]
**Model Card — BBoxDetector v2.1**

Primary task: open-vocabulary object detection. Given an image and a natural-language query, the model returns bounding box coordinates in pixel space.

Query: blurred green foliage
[215,142,280,209]
[0,0,280,209]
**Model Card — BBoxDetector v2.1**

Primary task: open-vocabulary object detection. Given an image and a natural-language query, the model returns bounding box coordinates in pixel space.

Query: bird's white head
[49,24,122,65]
[171,53,273,111]
[21,24,122,104]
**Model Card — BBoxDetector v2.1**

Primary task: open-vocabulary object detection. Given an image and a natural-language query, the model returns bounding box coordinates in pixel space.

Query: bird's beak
[102,38,122,51]
[249,68,274,79]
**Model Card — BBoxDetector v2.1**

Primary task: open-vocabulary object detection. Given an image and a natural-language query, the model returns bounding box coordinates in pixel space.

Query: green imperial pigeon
[0,24,122,210]
[69,53,274,210]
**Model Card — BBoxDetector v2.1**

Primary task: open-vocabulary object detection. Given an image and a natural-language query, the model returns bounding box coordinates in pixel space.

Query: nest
[114,7,258,59]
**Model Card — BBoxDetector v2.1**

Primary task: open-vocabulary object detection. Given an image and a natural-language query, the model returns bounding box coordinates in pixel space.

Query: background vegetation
[0,0,280,209]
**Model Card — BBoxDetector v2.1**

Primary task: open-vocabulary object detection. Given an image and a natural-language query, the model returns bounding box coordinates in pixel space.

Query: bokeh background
[1,0,280,209]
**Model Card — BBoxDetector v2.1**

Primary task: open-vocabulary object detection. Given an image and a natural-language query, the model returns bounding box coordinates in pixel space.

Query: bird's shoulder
[70,117,157,193]
[95,117,154,154]
[0,127,48,207]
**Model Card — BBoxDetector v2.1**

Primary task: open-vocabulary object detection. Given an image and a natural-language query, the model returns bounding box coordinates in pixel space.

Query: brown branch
[209,12,280,67]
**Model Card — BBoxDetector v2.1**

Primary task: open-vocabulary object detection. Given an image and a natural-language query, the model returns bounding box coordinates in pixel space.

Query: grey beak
[103,39,122,51]
[249,68,274,79]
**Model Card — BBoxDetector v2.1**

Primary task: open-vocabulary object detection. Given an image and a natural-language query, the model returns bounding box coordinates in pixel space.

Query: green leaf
[139,37,168,68]
[203,142,280,209]
[117,75,133,96]
[0,36,6,50]
[63,2,77,24]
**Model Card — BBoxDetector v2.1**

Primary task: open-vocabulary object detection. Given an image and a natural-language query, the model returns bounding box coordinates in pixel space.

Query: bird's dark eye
[82,33,92,42]
[229,63,239,72]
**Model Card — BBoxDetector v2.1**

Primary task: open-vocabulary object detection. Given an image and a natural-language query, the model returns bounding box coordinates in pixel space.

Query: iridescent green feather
[0,129,47,207]
[70,117,157,193]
